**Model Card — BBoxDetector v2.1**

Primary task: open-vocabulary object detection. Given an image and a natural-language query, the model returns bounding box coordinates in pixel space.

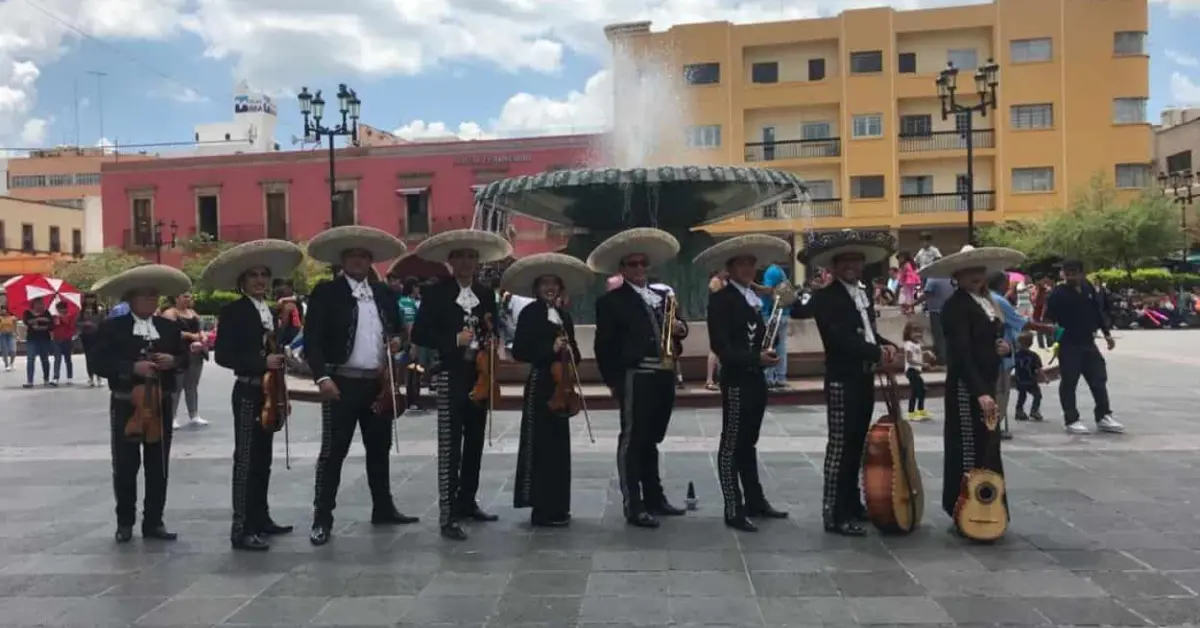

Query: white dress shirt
[730,281,761,310]
[249,297,273,330]
[343,275,384,370]
[132,315,159,341]
[629,282,663,310]
[840,279,876,345]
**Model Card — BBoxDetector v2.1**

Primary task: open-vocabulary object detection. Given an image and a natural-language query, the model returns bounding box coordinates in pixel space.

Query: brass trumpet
[660,293,678,370]
[762,280,799,351]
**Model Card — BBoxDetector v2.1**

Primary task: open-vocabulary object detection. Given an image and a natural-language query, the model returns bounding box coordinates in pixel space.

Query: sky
[0,0,1199,153]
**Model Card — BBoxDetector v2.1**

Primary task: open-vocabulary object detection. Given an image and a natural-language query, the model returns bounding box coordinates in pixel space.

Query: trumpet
[660,293,678,370]
[762,280,798,351]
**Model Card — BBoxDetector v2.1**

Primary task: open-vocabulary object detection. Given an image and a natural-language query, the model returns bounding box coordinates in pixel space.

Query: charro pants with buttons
[821,375,874,524]
[615,367,676,517]
[110,395,174,530]
[230,381,276,539]
[311,375,393,526]
[717,370,768,520]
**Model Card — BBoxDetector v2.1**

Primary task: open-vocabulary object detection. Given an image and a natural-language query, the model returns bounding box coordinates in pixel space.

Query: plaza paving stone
[0,330,1198,626]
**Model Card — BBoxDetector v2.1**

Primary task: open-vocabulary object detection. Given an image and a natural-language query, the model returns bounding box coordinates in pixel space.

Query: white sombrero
[500,253,595,298]
[586,228,680,274]
[199,239,305,291]
[693,234,792,272]
[411,229,512,264]
[919,245,1027,279]
[307,225,408,265]
[94,264,191,300]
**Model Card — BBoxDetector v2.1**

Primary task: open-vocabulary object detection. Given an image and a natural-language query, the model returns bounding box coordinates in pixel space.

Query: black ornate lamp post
[1159,170,1197,265]
[145,219,177,264]
[937,59,999,246]
[298,84,361,227]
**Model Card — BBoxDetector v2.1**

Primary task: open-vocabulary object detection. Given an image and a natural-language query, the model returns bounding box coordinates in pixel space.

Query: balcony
[187,225,269,244]
[744,138,841,163]
[898,129,994,153]
[753,198,843,220]
[121,229,155,250]
[899,191,995,215]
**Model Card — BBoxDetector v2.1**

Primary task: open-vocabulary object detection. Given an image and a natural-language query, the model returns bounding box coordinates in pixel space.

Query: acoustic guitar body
[954,468,1008,542]
[862,414,925,534]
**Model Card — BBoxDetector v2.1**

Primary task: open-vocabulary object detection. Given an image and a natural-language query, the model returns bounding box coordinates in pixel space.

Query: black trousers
[311,375,394,526]
[822,375,874,523]
[717,371,767,520]
[928,312,946,364]
[435,369,488,527]
[110,395,174,529]
[1016,383,1042,414]
[1057,343,1111,424]
[615,367,677,517]
[405,364,422,410]
[231,381,276,539]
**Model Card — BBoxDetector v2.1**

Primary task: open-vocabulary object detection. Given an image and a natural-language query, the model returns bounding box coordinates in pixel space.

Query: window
[955,111,971,134]
[901,176,934,196]
[74,172,100,186]
[751,62,778,84]
[224,133,231,141]
[266,192,288,240]
[807,58,826,81]
[1114,31,1146,55]
[45,199,84,209]
[0,221,5,249]
[1115,164,1151,189]
[685,125,722,148]
[332,190,356,227]
[898,52,916,74]
[47,174,73,187]
[9,175,45,188]
[851,175,885,199]
[1113,98,1148,124]
[21,224,33,252]
[132,197,152,246]
[484,208,508,233]
[850,51,883,74]
[1011,104,1053,129]
[683,63,720,85]
[48,226,60,253]
[801,122,831,139]
[1012,167,1054,192]
[1166,150,1193,174]
[806,180,834,199]
[899,115,932,136]
[956,174,971,194]
[947,48,978,70]
[404,190,431,235]
[851,114,883,138]
[1010,38,1052,63]
[196,194,219,240]
[71,229,82,256]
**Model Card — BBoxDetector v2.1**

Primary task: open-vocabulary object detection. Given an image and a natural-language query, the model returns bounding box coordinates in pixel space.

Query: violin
[548,327,582,418]
[468,313,502,407]
[259,331,290,433]
[127,341,164,444]
[372,333,407,421]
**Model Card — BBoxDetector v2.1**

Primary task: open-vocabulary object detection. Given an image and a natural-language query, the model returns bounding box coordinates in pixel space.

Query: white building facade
[192,80,279,156]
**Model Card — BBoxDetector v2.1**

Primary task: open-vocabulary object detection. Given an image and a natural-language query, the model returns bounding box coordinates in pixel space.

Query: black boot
[746,501,789,519]
[626,511,660,529]
[440,522,468,541]
[531,512,570,528]
[309,522,332,546]
[259,519,294,535]
[231,534,270,552]
[646,497,686,517]
[823,508,866,537]
[371,505,420,525]
[724,515,758,532]
[455,502,498,522]
[142,524,177,541]
[114,526,133,543]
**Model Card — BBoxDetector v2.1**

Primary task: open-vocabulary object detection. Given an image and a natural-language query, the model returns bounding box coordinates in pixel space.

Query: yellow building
[0,196,86,278]
[605,0,1151,253]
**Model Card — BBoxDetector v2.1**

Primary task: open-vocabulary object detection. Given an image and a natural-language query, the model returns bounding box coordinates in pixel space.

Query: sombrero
[920,244,1027,279]
[94,265,191,300]
[198,239,304,291]
[307,225,408,265]
[693,234,792,272]
[411,229,512,264]
[797,229,895,268]
[500,253,595,298]
[586,228,680,274]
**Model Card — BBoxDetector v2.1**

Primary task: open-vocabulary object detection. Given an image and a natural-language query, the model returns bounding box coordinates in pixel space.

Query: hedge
[190,291,242,315]
[1088,268,1200,292]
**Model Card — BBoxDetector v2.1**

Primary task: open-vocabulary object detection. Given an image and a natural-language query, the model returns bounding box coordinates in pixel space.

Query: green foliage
[191,290,241,315]
[979,176,1184,270]
[181,241,235,286]
[51,248,147,291]
[1089,267,1200,292]
[293,244,332,294]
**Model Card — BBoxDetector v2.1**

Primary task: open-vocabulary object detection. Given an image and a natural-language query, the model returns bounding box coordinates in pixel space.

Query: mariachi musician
[800,230,901,536]
[202,239,305,551]
[89,264,191,543]
[303,226,417,546]
[411,228,513,541]
[695,235,793,532]
[591,228,689,529]
[502,253,594,528]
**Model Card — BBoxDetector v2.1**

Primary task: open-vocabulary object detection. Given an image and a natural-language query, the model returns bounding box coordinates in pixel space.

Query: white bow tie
[250,298,273,330]
[547,306,562,326]
[132,316,159,341]
[456,286,480,312]
[630,283,662,309]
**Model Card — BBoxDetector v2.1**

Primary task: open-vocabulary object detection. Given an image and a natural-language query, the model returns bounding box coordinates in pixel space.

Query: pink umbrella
[5,276,82,317]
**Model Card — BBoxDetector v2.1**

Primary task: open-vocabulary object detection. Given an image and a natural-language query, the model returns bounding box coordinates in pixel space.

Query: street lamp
[1158,170,1197,264]
[143,219,177,264]
[937,58,999,245]
[298,84,361,227]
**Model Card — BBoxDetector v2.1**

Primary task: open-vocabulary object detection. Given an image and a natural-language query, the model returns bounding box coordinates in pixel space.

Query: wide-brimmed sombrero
[586,228,680,274]
[500,253,595,298]
[797,229,895,268]
[199,239,304,291]
[919,245,1027,279]
[411,229,512,264]
[94,264,191,300]
[693,234,792,272]
[307,226,408,265]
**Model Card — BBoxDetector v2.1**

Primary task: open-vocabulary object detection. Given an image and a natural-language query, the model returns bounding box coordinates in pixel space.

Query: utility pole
[87,71,107,147]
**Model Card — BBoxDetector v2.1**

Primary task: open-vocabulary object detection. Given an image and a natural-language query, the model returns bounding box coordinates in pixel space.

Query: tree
[181,240,235,286]
[51,249,147,291]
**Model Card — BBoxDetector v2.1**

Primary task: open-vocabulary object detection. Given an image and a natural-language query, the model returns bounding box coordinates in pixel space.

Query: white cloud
[1165,49,1200,67]
[150,85,210,104]
[1170,72,1200,105]
[20,118,48,145]
[1151,0,1200,14]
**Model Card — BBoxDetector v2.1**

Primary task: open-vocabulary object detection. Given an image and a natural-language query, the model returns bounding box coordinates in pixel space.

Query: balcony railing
[753,198,843,220]
[121,229,155,249]
[187,225,268,244]
[898,129,995,153]
[899,191,996,214]
[744,138,841,162]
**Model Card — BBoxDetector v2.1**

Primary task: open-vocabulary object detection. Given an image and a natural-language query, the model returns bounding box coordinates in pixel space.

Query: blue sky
[1,0,1197,152]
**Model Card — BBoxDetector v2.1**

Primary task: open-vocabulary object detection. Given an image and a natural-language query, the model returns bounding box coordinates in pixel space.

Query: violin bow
[282,340,292,470]
[386,334,400,454]
[562,325,594,443]
[486,326,495,448]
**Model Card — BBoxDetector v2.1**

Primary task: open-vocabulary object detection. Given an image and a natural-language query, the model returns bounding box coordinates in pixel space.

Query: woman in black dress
[503,253,594,527]
[920,246,1025,525]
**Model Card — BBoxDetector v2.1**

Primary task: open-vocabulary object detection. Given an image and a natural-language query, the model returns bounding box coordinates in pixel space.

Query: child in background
[1013,331,1046,421]
[896,251,921,315]
[903,322,931,421]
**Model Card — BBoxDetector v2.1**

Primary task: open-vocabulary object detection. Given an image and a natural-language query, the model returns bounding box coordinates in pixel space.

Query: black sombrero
[797,229,896,267]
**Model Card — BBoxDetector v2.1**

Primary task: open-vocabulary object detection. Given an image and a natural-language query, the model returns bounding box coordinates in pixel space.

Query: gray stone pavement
[0,330,1198,627]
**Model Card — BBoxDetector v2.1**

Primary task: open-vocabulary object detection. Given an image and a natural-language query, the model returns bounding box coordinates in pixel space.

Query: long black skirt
[941,376,1006,517]
[513,366,571,518]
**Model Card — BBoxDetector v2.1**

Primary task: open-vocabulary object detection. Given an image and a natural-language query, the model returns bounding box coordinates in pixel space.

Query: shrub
[1088,268,1200,292]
